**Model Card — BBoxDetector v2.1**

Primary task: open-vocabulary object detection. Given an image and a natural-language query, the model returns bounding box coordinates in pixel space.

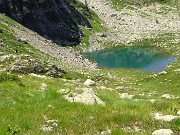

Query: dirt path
[80,0,180,51]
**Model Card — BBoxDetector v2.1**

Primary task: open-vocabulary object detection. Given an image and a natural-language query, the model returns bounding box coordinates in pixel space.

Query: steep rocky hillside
[0,0,91,46]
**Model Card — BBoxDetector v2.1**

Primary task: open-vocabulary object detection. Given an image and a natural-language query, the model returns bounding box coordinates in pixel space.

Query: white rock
[159,71,168,75]
[57,89,70,94]
[139,93,145,96]
[177,110,180,115]
[39,83,47,91]
[153,112,179,121]
[149,99,156,103]
[30,73,46,78]
[41,119,58,132]
[100,129,111,135]
[162,94,172,99]
[134,126,141,132]
[47,120,58,127]
[99,86,107,89]
[63,88,105,106]
[174,69,180,72]
[41,125,53,132]
[98,86,113,90]
[161,94,179,99]
[152,129,173,135]
[84,79,96,86]
[122,126,133,132]
[119,93,134,99]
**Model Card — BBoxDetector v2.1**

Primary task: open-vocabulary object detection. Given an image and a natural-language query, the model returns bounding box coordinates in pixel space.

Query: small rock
[159,71,168,75]
[84,79,96,86]
[48,104,54,108]
[122,126,133,132]
[41,125,53,132]
[161,94,179,99]
[18,38,28,44]
[149,99,156,103]
[47,120,58,127]
[153,112,179,121]
[126,40,131,44]
[57,89,70,94]
[116,86,132,91]
[134,126,141,132]
[99,86,107,89]
[39,83,48,91]
[177,110,180,115]
[0,52,4,55]
[29,73,46,78]
[174,69,180,72]
[152,129,173,135]
[119,93,134,99]
[97,33,107,37]
[100,129,111,135]
[156,19,159,24]
[161,94,172,99]
[41,119,58,132]
[110,13,118,18]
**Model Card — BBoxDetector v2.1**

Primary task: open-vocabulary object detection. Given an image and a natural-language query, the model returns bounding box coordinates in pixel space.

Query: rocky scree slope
[80,0,180,51]
[0,0,91,46]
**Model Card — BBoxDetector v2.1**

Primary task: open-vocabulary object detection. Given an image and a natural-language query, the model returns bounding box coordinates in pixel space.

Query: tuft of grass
[0,73,20,83]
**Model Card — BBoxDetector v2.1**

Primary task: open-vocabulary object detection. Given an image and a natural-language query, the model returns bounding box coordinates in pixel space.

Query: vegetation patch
[0,73,20,83]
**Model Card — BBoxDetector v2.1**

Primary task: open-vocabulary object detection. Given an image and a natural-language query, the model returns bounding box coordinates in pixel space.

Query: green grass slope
[0,1,180,135]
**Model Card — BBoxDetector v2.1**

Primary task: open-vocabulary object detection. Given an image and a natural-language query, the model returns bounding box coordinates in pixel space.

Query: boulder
[119,93,134,99]
[153,112,179,121]
[63,88,105,106]
[152,129,173,135]
[84,79,96,86]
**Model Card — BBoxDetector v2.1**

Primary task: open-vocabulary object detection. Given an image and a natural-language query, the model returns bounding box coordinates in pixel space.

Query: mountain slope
[0,0,91,46]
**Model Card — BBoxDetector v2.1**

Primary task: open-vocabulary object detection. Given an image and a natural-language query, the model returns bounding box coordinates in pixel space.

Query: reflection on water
[84,46,176,72]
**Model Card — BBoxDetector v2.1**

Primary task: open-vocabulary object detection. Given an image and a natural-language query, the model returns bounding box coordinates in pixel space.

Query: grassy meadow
[0,0,180,135]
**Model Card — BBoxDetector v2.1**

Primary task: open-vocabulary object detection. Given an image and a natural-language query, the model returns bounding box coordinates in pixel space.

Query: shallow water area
[84,46,176,72]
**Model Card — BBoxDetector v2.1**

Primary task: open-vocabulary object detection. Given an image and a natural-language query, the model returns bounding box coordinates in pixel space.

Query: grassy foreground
[0,2,180,135]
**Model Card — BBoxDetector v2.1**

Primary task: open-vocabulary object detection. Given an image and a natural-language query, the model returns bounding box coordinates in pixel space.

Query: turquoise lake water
[84,46,176,72]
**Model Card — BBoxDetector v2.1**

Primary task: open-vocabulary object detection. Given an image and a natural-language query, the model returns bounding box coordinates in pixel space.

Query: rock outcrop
[58,88,105,106]
[0,0,91,46]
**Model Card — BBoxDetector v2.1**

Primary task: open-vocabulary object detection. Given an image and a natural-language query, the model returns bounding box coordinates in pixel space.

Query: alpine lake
[84,46,176,72]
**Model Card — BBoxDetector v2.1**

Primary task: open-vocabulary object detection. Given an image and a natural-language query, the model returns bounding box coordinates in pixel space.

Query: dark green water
[84,46,176,72]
